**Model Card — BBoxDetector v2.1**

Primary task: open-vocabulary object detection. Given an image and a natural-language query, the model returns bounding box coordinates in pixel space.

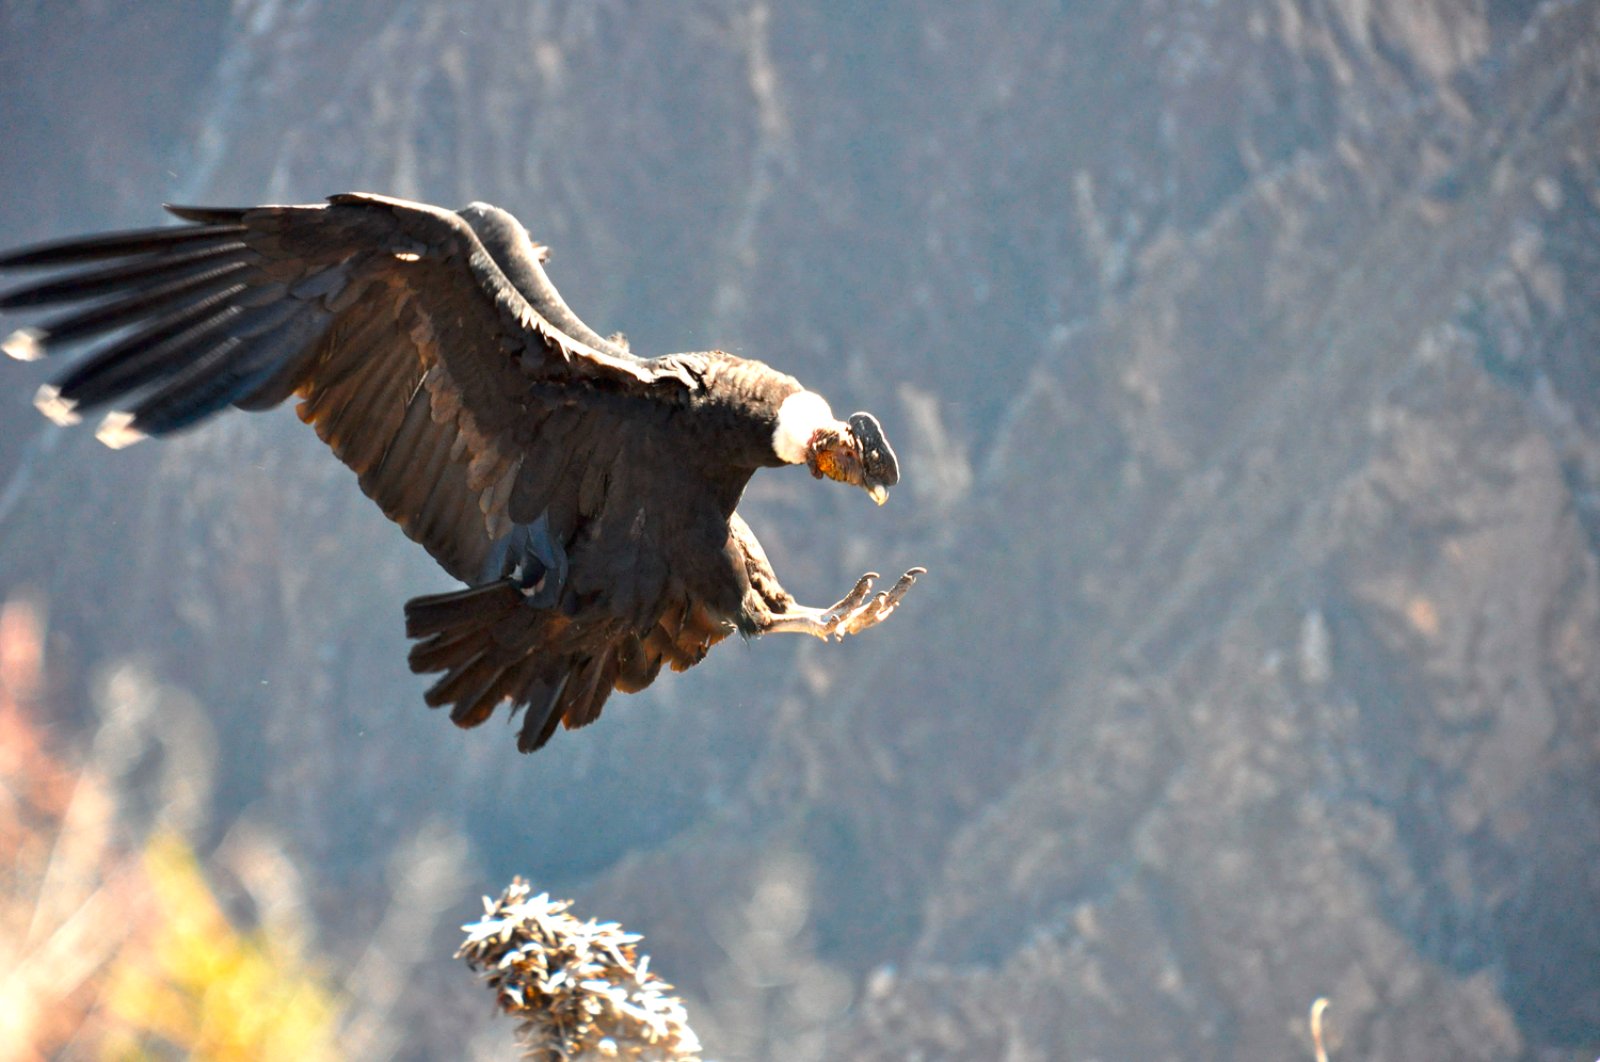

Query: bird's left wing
[0,193,692,582]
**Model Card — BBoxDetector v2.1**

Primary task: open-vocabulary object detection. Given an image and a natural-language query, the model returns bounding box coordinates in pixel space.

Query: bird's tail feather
[403,582,618,753]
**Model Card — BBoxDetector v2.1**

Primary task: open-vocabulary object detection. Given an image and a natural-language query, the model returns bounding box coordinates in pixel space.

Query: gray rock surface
[3,1,1599,1058]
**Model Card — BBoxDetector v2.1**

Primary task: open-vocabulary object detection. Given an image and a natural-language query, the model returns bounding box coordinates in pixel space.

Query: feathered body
[0,194,919,753]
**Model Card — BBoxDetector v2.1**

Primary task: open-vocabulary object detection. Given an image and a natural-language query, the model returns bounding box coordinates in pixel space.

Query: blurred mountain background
[3,1,1600,1058]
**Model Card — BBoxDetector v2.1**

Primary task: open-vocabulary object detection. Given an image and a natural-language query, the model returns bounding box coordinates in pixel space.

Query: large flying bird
[0,193,922,752]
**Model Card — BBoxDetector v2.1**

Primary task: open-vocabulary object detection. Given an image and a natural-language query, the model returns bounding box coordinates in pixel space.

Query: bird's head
[774,392,900,505]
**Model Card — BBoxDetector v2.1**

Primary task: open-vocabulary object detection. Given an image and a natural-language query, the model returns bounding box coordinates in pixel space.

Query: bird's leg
[760,567,925,640]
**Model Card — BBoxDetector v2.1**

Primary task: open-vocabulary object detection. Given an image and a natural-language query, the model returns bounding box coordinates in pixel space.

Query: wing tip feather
[34,383,81,426]
[95,411,146,449]
[3,327,45,362]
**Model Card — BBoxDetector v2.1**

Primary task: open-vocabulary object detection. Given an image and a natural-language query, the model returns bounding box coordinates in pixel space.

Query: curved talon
[846,571,880,602]
[828,572,879,617]
[887,567,924,600]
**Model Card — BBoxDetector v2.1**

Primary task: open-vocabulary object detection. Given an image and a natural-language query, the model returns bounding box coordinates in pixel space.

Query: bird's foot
[764,567,925,640]
[824,567,925,638]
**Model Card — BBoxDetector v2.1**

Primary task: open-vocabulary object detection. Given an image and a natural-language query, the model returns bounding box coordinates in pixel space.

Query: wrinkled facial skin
[807,427,862,484]
[807,413,900,505]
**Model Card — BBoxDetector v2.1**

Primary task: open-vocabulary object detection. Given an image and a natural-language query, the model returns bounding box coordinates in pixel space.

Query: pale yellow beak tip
[868,485,889,506]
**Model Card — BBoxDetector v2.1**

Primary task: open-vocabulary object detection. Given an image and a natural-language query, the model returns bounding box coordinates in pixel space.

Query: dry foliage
[459,879,701,1061]
[0,596,342,1060]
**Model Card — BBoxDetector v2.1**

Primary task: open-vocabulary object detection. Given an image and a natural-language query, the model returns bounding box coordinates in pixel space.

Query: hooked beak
[848,411,899,509]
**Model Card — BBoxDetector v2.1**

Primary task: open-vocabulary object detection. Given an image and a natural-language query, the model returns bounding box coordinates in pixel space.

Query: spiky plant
[459,879,700,1061]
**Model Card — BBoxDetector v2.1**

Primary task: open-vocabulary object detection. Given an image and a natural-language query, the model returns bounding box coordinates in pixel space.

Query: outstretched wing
[0,193,697,583]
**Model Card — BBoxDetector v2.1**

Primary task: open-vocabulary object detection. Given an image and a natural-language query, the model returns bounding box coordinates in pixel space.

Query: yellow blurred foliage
[99,833,343,1062]
[0,596,345,1061]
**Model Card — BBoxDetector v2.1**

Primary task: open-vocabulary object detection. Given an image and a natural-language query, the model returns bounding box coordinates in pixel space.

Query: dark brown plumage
[0,193,922,753]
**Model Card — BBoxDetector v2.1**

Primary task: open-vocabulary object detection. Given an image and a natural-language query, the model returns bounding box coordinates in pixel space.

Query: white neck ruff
[773,390,836,464]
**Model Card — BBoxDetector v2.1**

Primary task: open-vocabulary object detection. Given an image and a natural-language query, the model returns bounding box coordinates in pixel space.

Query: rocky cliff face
[4,1,1599,1059]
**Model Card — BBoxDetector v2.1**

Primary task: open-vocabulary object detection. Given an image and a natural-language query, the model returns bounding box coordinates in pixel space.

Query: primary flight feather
[0,193,922,753]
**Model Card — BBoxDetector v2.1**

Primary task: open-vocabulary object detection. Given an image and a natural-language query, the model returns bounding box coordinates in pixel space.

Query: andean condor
[0,193,923,753]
